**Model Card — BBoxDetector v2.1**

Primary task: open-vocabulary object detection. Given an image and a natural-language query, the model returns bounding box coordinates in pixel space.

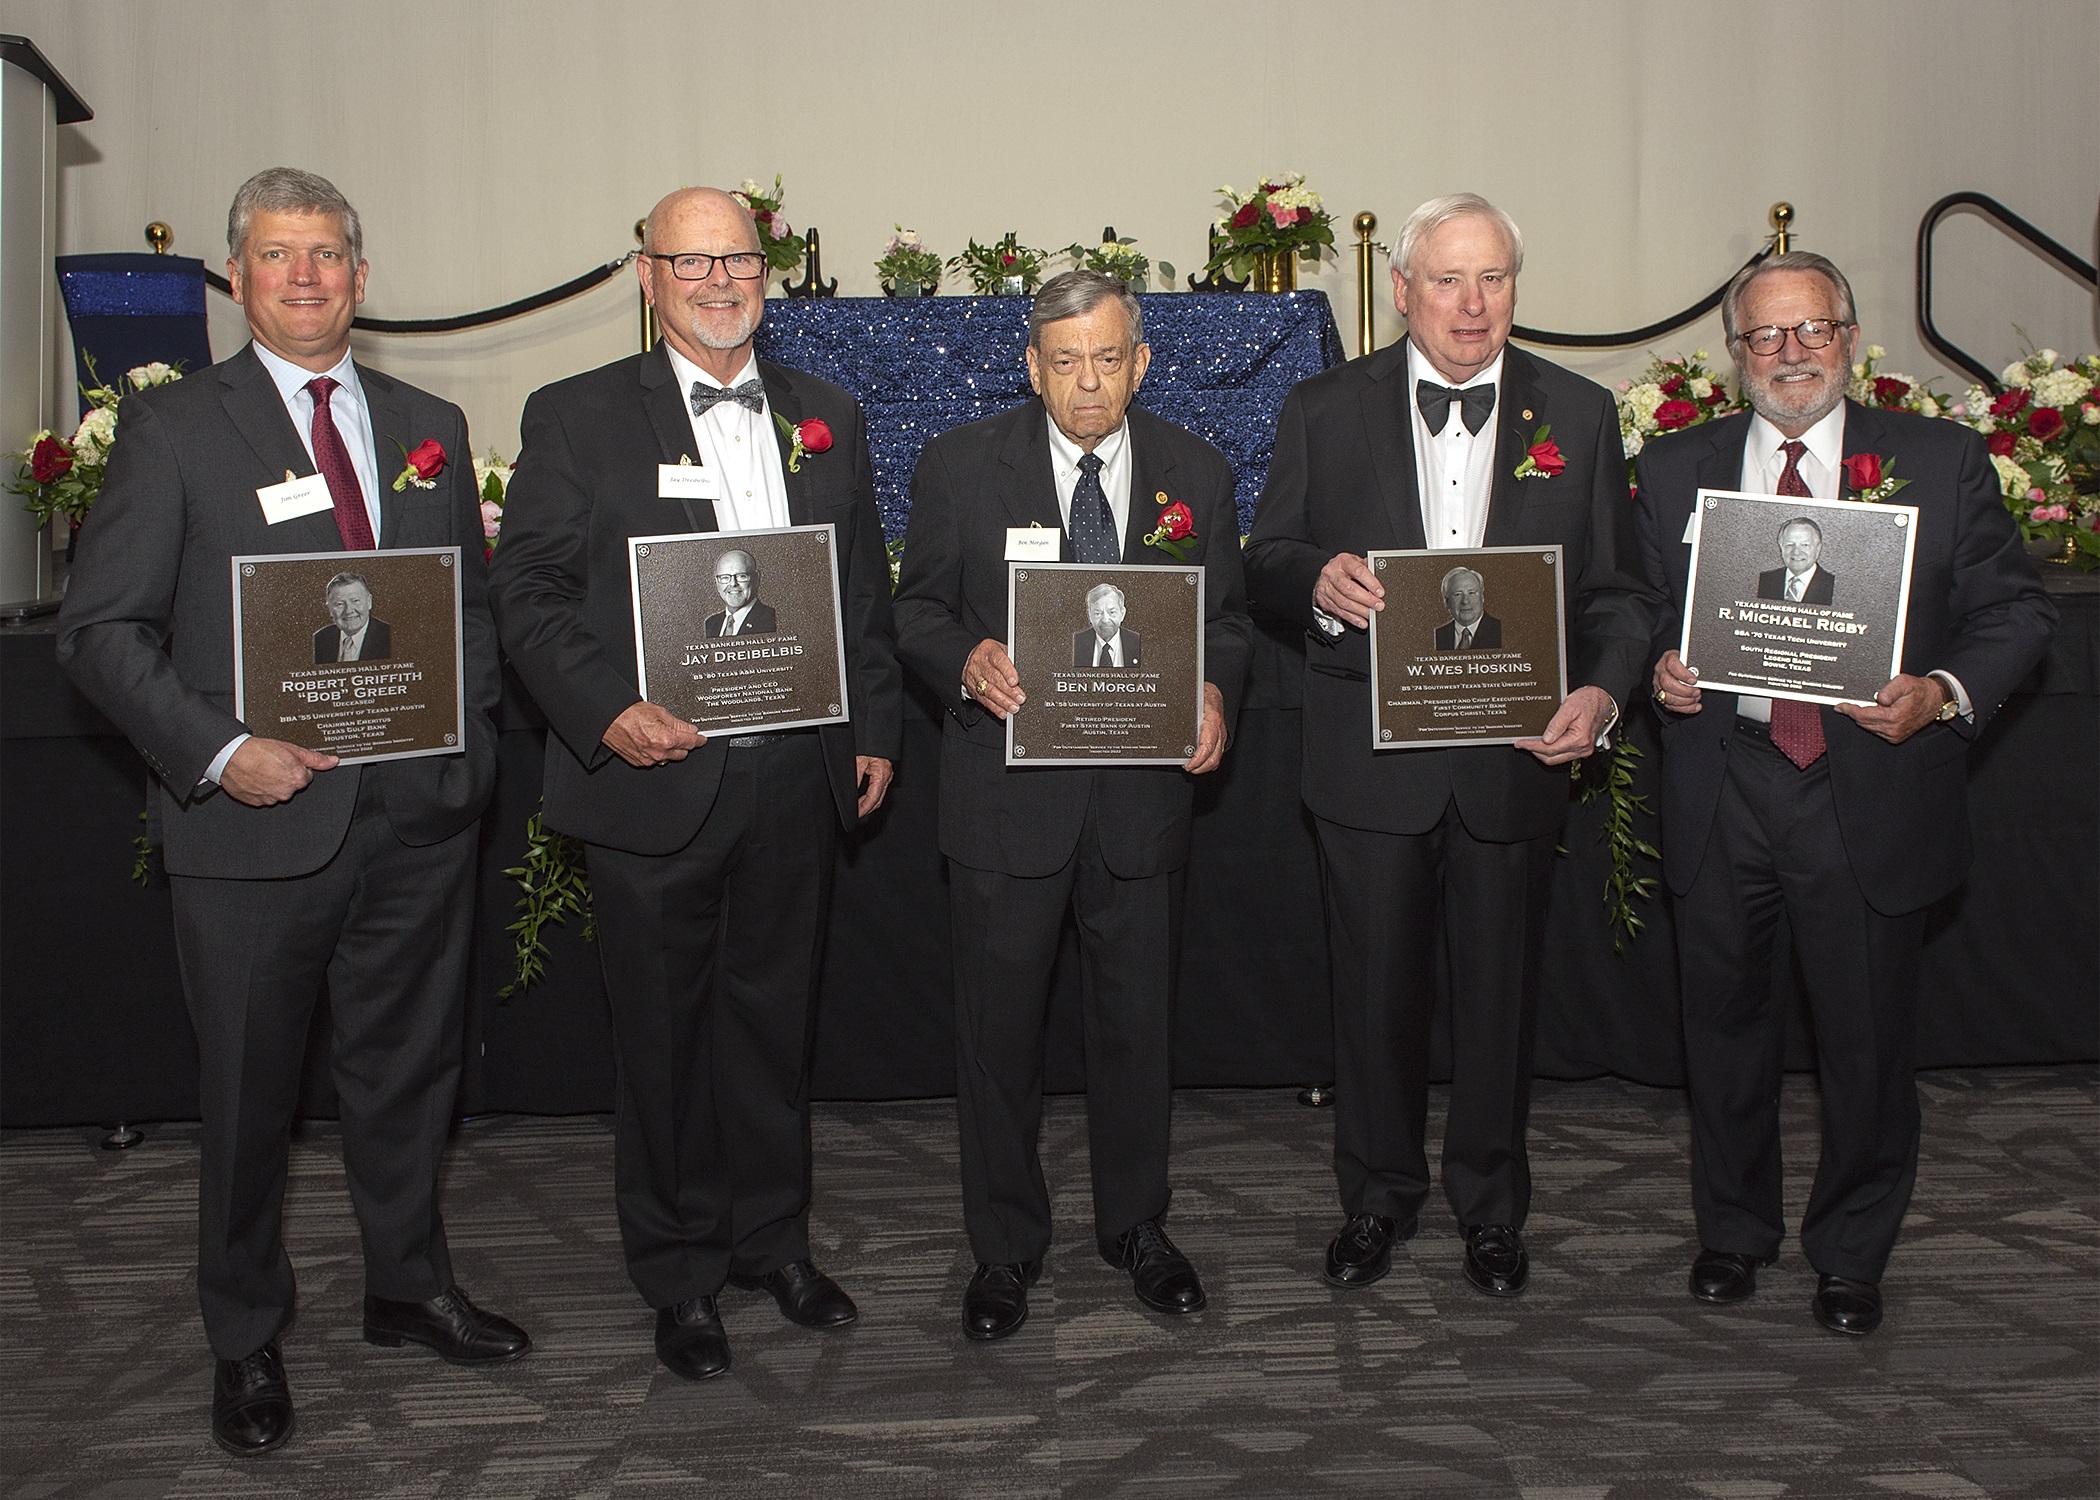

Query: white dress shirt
[665,345,793,534]
[718,603,757,636]
[1047,416,1132,545]
[1089,631,1129,667]
[1409,340,1503,550]
[334,624,371,661]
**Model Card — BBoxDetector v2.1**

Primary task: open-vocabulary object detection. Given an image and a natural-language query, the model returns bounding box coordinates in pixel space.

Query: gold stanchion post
[636,218,658,351]
[1768,202,1794,255]
[145,221,172,254]
[1352,211,1383,358]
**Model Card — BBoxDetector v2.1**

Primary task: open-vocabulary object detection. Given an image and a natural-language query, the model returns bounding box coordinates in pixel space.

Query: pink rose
[479,500,503,540]
[1268,201,1297,228]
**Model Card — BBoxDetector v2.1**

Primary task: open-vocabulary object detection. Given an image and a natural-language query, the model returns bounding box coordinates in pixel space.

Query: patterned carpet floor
[2,1069,2093,1498]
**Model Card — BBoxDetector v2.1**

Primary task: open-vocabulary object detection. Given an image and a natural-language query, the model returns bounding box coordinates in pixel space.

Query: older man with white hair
[1246,193,1656,1298]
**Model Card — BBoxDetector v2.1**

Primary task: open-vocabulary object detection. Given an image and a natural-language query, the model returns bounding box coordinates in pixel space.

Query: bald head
[642,187,760,256]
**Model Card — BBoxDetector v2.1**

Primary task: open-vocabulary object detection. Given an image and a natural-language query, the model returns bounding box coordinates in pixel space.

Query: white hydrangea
[1990,453,2032,497]
[1622,429,1645,457]
[70,406,117,462]
[1622,382,1666,429]
[2031,368,2089,409]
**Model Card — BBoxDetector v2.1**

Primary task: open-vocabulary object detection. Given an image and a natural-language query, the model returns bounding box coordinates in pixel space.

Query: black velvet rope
[1511,247,1772,348]
[201,254,632,334]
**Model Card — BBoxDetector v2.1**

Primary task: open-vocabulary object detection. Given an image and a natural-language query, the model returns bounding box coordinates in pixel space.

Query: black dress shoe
[1811,1274,1883,1336]
[364,1286,531,1364]
[1462,1224,1528,1296]
[1689,1247,1779,1304]
[211,1340,293,1456]
[655,1296,732,1379]
[963,1260,1040,1342]
[1099,1218,1206,1315]
[1323,1212,1406,1289]
[727,1259,858,1328]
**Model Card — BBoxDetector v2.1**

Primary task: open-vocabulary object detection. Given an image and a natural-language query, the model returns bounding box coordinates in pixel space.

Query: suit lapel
[640,345,717,533]
[1120,411,1178,562]
[1482,349,1542,547]
[1358,341,1425,550]
[218,344,344,554]
[1695,413,1750,495]
[360,362,415,549]
[760,358,816,526]
[1838,399,1879,498]
[998,402,1068,557]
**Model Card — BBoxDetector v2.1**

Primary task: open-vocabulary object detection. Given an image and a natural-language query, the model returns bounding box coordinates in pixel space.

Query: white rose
[1689,377,1713,399]
[1866,344,1886,361]
[2083,404,2100,426]
[2037,348,2059,366]
[1990,454,2031,497]
[1919,396,1941,419]
[2000,359,2033,389]
[739,179,763,198]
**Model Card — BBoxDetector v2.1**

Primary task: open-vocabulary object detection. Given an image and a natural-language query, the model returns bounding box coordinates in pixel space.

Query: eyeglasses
[1738,319,1851,356]
[643,251,767,281]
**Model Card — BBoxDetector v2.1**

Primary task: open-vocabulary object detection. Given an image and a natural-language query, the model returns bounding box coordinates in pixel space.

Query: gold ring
[976,678,990,692]
[1654,688,1669,707]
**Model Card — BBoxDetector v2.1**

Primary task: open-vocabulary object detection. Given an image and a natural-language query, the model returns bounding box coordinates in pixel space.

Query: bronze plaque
[628,525,849,735]
[1365,546,1567,748]
[1006,561,1204,766]
[231,547,465,764]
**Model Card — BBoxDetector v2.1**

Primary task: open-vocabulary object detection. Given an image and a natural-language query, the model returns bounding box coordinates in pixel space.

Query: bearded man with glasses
[490,187,901,1381]
[1635,251,2054,1336]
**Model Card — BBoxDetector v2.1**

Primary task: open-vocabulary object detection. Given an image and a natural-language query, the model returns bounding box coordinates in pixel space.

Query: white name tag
[659,464,722,501]
[1682,512,1698,543]
[1005,527,1060,562]
[256,472,333,525]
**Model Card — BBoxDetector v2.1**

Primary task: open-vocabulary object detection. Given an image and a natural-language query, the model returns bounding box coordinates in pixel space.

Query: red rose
[1654,399,1699,431]
[1841,452,1883,492]
[29,435,72,484]
[1987,430,2017,457]
[795,418,833,454]
[1659,375,1685,397]
[751,207,772,224]
[405,438,446,480]
[2088,385,2100,405]
[1872,376,1910,406]
[1527,439,1566,476]
[1156,499,1195,541]
[1701,386,1726,405]
[1989,388,2029,419]
[2027,406,2066,442]
[1229,201,1261,230]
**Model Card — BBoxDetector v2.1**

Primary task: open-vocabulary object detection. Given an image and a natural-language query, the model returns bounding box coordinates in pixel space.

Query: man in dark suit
[1755,517,1836,603]
[56,168,527,1457]
[1072,581,1142,666]
[894,270,1251,1340]
[702,547,778,636]
[311,570,393,661]
[1641,252,2054,1335]
[489,187,900,1381]
[1432,565,1502,650]
[1245,194,1655,1300]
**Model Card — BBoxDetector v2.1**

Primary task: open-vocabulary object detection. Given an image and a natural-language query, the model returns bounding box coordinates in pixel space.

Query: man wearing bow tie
[489,187,900,1381]
[1245,194,1655,1299]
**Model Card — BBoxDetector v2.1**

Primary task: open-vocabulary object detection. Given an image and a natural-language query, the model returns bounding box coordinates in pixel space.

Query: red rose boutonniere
[1842,452,1911,503]
[773,412,833,473]
[391,438,446,492]
[1512,426,1565,481]
[1142,490,1198,560]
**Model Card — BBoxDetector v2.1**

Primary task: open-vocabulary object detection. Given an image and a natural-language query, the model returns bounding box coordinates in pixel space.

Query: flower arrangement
[1200,174,1336,280]
[1847,344,1942,418]
[1067,235,1172,292]
[473,450,512,553]
[6,358,182,529]
[949,233,1051,294]
[1949,347,2100,567]
[874,226,943,295]
[1615,350,1743,480]
[732,175,806,276]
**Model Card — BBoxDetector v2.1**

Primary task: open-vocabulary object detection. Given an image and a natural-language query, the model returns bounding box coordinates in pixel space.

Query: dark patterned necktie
[1416,380,1496,435]
[1768,440,1827,770]
[690,378,765,417]
[305,376,374,551]
[1069,452,1119,564]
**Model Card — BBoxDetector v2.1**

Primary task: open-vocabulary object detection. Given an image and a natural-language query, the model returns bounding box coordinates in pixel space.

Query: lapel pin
[1521,409,1533,421]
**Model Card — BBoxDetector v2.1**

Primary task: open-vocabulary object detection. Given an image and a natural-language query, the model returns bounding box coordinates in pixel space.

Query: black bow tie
[690,378,765,417]
[1416,380,1496,436]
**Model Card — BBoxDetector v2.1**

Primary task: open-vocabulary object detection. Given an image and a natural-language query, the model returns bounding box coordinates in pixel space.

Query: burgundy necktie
[1768,440,1826,769]
[306,376,375,552]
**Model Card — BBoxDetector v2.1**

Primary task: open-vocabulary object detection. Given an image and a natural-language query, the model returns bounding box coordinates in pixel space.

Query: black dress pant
[1316,803,1555,1231]
[1677,723,1923,1283]
[585,735,836,1308]
[949,795,1176,1265]
[169,771,472,1360]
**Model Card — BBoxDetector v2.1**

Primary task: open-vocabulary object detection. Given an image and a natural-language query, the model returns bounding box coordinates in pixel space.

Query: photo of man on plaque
[1072,581,1142,667]
[1756,516,1835,604]
[1432,566,1502,651]
[704,547,778,637]
[311,570,393,662]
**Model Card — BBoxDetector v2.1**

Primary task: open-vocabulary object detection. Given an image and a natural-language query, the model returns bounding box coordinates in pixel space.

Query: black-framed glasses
[643,250,767,281]
[1738,319,1851,356]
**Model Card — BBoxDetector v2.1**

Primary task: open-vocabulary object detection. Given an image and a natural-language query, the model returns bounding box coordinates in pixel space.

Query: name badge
[1682,512,1698,544]
[256,472,333,525]
[1005,527,1060,562]
[659,464,722,501]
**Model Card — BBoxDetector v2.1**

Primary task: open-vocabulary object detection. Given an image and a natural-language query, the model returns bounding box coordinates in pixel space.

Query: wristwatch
[1933,677,1960,723]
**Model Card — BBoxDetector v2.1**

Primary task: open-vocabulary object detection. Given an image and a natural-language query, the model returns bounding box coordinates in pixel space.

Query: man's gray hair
[1778,516,1824,541]
[1085,582,1127,610]
[229,167,363,263]
[1439,565,1485,603]
[1029,269,1145,350]
[1389,194,1524,283]
[1721,252,1856,344]
[324,571,371,596]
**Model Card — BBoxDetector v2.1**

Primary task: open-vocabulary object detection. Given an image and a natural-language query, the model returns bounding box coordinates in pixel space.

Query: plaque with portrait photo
[231,547,466,764]
[1365,546,1567,749]
[1681,489,1917,705]
[1005,561,1204,767]
[628,524,850,736]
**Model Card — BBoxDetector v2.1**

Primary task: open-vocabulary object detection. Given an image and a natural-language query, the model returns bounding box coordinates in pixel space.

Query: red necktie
[306,376,375,552]
[1768,440,1826,769]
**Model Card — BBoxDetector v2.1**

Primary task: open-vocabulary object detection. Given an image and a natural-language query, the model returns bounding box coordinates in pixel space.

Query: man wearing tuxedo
[489,187,900,1381]
[1432,565,1502,650]
[1642,252,2054,1335]
[1756,517,1836,603]
[311,571,393,661]
[56,168,527,1457]
[1244,194,1655,1300]
[702,548,778,636]
[1072,581,1142,666]
[894,271,1252,1340]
